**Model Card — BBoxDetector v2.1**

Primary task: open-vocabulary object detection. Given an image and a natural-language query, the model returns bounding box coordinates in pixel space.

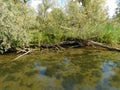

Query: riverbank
[2,37,120,56]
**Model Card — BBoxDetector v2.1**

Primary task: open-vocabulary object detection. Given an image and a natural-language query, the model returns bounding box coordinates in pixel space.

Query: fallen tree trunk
[40,41,86,50]
[40,37,120,52]
[87,40,120,51]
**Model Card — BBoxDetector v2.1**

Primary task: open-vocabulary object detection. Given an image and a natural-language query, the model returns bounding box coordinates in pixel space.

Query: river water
[0,47,120,90]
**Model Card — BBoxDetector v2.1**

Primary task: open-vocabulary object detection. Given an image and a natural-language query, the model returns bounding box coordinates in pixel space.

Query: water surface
[0,47,120,90]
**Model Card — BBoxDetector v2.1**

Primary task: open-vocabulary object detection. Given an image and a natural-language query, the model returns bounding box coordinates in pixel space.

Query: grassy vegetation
[29,20,120,46]
[94,22,120,44]
[1,0,120,54]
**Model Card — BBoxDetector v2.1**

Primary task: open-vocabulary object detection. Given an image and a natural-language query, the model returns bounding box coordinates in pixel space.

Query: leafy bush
[0,1,33,53]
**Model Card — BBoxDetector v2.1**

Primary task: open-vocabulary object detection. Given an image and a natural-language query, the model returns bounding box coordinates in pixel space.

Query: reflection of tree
[61,73,83,90]
[110,66,120,88]
[0,49,108,90]
[44,49,102,90]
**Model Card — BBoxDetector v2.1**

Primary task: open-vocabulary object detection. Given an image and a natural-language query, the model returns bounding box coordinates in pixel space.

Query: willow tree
[13,0,30,4]
[50,8,66,28]
[65,0,107,39]
[77,0,89,7]
[0,1,34,53]
[85,0,106,22]
[115,0,120,21]
[36,0,55,31]
[37,0,55,18]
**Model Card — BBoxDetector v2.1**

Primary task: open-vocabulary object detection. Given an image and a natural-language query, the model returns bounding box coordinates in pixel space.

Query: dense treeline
[0,0,120,54]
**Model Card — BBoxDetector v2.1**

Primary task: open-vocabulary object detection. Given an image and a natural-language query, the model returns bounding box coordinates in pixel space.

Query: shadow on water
[1,48,120,90]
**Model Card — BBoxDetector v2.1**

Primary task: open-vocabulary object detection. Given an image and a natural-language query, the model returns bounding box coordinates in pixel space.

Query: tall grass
[94,22,120,44]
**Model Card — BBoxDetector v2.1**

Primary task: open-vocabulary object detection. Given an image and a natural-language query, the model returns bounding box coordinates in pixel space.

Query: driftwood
[40,37,87,49]
[0,38,119,64]
[12,49,37,61]
[12,50,31,61]
[11,39,120,62]
[16,48,29,53]
[87,40,120,51]
[40,37,120,52]
[0,50,31,63]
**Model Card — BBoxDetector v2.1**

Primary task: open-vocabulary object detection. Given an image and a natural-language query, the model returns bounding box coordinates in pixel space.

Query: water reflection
[33,62,47,75]
[96,60,119,90]
[101,60,116,72]
[63,58,71,64]
[0,48,120,90]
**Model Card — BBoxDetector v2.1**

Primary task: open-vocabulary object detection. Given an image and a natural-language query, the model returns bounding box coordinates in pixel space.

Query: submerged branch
[12,49,37,61]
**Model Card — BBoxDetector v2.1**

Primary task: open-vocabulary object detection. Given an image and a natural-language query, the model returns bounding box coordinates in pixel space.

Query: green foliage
[0,1,33,53]
[37,0,54,18]
[34,0,119,45]
[115,0,120,21]
[26,0,120,46]
[30,30,42,45]
[93,22,120,44]
[50,8,66,27]
[1,0,120,54]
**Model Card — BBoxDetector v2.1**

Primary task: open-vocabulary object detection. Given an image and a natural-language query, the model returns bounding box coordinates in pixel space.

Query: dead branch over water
[40,37,120,52]
[5,37,120,62]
